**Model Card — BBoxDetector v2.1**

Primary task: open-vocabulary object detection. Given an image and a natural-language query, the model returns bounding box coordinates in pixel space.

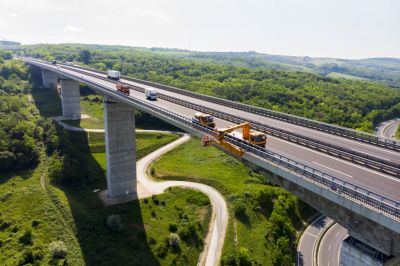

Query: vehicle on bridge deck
[145,88,158,100]
[51,60,57,65]
[116,83,131,95]
[192,112,216,128]
[107,70,121,80]
[221,122,267,147]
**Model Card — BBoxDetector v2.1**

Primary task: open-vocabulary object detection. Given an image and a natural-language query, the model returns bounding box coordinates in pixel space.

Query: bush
[168,223,178,232]
[106,214,124,232]
[31,220,40,228]
[49,241,67,259]
[18,250,34,265]
[238,247,251,266]
[178,224,201,246]
[19,229,32,245]
[168,233,180,252]
[233,200,247,217]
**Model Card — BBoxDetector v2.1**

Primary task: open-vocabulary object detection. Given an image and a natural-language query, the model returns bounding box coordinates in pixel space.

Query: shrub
[168,233,180,252]
[238,247,251,266]
[18,250,34,265]
[31,220,40,228]
[106,214,124,232]
[19,230,32,245]
[233,200,247,217]
[178,224,201,246]
[49,241,67,259]
[152,195,160,205]
[168,223,178,232]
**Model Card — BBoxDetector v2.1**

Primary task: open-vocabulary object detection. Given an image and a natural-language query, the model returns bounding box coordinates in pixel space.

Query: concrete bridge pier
[60,79,81,119]
[104,97,137,199]
[41,70,58,89]
[339,237,388,266]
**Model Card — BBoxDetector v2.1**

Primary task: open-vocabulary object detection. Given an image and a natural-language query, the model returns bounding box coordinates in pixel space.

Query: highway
[62,64,400,167]
[377,119,400,141]
[36,62,400,203]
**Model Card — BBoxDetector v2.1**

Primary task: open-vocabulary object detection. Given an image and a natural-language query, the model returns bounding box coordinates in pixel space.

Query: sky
[0,0,399,59]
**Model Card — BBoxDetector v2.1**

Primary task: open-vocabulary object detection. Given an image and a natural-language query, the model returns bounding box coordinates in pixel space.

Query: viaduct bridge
[25,58,400,264]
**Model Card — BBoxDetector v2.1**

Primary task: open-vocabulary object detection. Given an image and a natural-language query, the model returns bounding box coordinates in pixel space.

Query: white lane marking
[312,161,353,178]
[304,232,318,238]
[335,232,339,237]
[329,244,331,252]
[350,148,392,162]
[273,136,400,183]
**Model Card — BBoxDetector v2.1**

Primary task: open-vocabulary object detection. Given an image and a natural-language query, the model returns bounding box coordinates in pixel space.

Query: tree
[79,50,91,64]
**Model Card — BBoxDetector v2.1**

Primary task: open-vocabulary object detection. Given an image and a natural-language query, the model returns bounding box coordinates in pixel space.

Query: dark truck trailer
[116,83,131,95]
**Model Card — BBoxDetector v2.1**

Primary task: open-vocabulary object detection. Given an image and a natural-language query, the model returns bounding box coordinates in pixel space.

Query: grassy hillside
[152,138,315,265]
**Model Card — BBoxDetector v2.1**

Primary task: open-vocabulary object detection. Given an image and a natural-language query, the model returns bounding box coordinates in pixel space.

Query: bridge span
[24,58,400,261]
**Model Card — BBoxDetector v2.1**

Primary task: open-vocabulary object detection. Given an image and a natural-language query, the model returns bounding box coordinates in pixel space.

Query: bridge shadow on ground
[56,131,160,265]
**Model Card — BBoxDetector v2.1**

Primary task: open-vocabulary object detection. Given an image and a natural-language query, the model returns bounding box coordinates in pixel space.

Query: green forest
[1,44,399,265]
[20,44,400,132]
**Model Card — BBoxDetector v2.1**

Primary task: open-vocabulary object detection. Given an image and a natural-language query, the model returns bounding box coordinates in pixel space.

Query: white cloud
[8,13,17,17]
[64,25,84,32]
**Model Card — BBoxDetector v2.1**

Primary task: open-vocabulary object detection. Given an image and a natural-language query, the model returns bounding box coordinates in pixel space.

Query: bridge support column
[60,79,81,119]
[339,237,387,266]
[104,97,136,199]
[41,70,58,89]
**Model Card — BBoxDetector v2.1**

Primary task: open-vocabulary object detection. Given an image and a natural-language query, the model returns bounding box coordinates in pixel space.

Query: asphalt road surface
[317,223,348,266]
[377,119,400,141]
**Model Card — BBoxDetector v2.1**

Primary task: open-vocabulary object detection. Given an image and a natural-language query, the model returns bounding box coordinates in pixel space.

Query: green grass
[152,138,314,265]
[0,132,209,265]
[396,124,400,140]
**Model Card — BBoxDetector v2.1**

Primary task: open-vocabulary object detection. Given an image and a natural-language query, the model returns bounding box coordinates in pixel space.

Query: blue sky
[0,0,399,58]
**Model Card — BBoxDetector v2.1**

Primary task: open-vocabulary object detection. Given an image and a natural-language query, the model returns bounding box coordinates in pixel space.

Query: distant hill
[0,40,21,50]
[149,49,400,88]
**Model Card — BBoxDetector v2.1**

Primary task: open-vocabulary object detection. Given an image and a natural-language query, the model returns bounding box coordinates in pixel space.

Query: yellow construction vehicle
[192,112,216,128]
[202,132,245,157]
[201,122,267,157]
[219,122,267,147]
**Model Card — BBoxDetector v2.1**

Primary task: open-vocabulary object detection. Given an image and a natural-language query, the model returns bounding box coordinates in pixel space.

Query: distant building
[0,41,21,50]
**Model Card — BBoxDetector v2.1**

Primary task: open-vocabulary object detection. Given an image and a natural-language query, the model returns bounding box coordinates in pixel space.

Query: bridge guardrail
[72,68,400,220]
[27,59,400,221]
[57,61,400,152]
[56,63,400,177]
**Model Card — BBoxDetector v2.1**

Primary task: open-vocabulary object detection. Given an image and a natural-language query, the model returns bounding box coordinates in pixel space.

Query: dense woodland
[20,44,400,132]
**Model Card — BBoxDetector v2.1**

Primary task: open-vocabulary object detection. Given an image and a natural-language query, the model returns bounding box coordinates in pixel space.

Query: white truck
[107,70,120,80]
[145,88,158,100]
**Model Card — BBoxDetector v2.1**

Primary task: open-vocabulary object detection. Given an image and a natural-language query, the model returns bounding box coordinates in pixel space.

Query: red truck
[116,83,131,95]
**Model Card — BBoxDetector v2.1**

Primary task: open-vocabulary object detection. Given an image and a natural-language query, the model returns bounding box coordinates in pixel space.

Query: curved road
[136,134,228,266]
[317,223,348,266]
[297,215,332,266]
[377,119,400,140]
